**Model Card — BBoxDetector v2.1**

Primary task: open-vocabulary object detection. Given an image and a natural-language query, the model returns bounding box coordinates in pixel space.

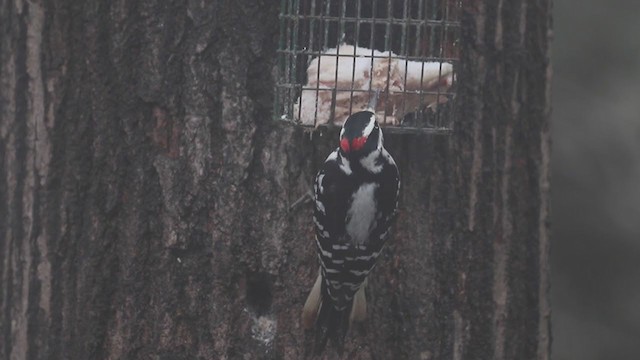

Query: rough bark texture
[0,0,551,359]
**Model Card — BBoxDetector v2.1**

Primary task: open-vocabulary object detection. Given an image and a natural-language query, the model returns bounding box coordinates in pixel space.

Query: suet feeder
[275,0,460,134]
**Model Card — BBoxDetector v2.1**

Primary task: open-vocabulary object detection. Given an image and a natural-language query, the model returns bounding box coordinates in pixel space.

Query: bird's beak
[366,90,380,112]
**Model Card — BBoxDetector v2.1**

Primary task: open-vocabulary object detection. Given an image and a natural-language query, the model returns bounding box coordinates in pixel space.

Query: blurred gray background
[552,1,640,359]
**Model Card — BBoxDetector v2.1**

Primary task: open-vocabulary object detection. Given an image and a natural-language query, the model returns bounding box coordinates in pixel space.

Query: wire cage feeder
[275,0,460,134]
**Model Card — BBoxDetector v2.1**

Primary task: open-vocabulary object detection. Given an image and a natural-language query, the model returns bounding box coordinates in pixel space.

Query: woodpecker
[301,94,400,354]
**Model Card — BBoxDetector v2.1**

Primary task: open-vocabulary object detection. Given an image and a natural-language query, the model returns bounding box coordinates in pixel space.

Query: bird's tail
[314,295,351,355]
[301,271,368,355]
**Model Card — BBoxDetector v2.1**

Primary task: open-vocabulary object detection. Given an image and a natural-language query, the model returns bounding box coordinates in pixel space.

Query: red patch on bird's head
[351,136,367,151]
[340,138,350,153]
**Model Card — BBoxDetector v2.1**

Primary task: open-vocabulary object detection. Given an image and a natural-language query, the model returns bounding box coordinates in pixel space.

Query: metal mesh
[275,0,460,134]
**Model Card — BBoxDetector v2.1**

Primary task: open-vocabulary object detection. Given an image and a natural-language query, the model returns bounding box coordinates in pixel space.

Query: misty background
[552,1,640,359]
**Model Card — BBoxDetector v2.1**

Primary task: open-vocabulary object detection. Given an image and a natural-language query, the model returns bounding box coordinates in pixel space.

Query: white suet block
[294,44,454,126]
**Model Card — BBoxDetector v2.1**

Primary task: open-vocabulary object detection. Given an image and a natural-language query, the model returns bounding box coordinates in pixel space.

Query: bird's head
[339,111,383,158]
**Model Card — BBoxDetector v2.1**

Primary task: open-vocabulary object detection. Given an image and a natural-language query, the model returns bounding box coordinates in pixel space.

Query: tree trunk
[0,0,551,359]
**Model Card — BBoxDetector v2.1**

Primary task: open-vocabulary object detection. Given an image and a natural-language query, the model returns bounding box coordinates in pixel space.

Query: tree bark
[1,0,551,359]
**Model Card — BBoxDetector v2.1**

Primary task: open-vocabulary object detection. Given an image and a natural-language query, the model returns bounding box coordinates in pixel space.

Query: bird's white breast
[346,183,378,245]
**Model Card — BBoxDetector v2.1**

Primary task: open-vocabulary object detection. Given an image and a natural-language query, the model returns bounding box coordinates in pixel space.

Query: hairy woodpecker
[301,95,400,354]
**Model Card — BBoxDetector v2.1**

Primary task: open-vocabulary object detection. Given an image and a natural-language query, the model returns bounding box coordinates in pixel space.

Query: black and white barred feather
[301,110,400,355]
